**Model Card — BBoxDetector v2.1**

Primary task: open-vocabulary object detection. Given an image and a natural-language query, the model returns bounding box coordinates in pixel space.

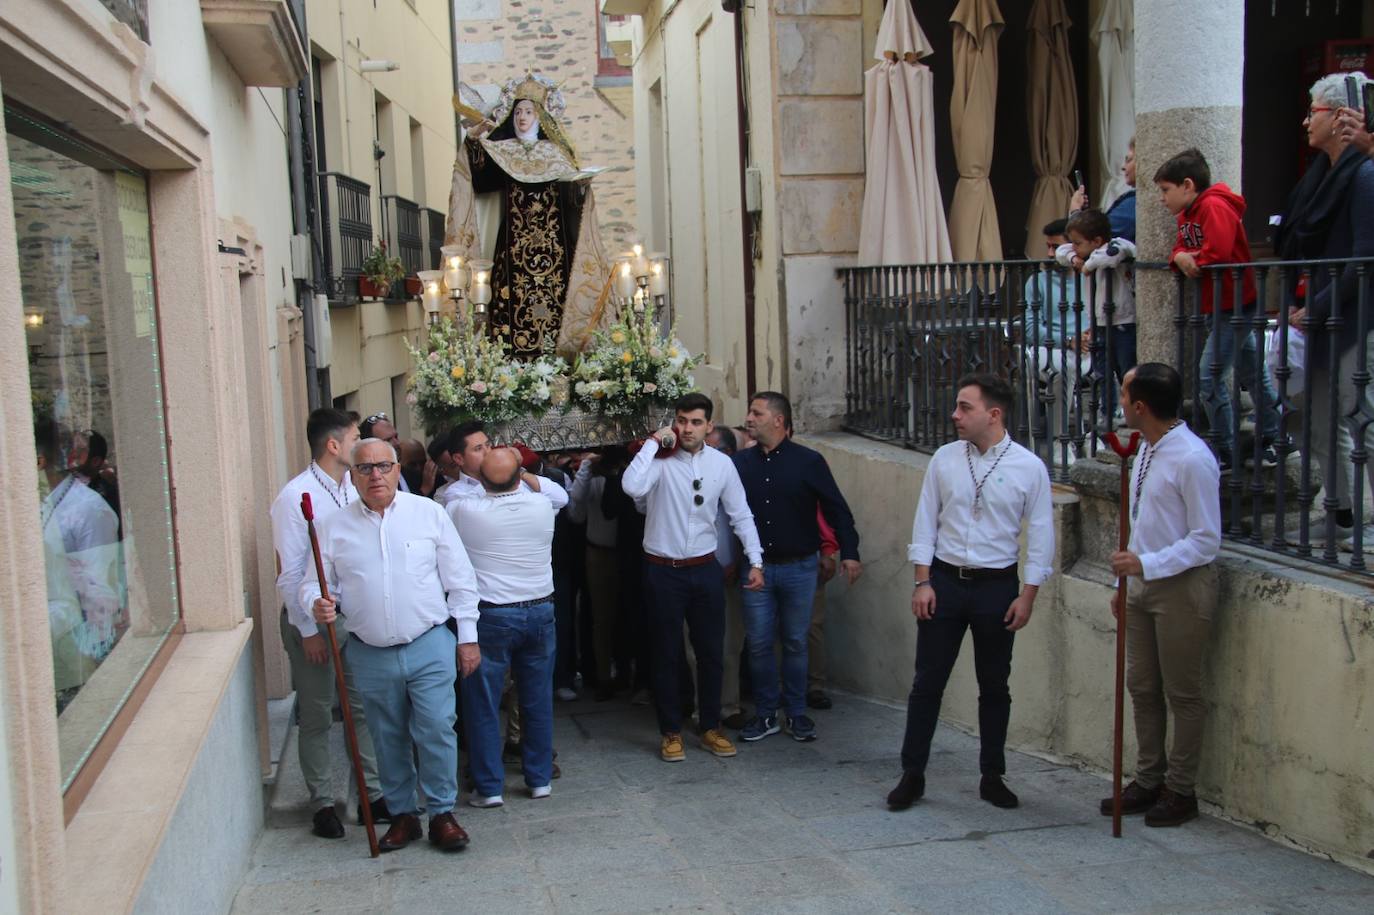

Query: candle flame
[632,243,643,257]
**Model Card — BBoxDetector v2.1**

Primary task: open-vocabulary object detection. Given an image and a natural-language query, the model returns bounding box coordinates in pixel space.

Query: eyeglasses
[692,478,703,506]
[354,461,396,476]
[1307,106,1334,119]
[364,411,390,425]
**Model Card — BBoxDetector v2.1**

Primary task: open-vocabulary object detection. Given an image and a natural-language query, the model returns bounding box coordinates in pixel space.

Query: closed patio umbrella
[1093,0,1134,207]
[858,0,951,265]
[1023,0,1078,258]
[948,0,1005,261]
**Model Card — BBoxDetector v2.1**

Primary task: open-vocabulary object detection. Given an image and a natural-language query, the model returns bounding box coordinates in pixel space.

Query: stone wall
[456,0,637,254]
[803,431,1374,873]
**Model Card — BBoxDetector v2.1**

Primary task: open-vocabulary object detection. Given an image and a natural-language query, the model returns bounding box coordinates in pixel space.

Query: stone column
[1133,0,1245,365]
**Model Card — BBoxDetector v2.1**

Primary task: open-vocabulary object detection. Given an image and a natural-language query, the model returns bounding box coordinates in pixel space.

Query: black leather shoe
[721,711,749,730]
[806,689,833,710]
[979,775,1019,809]
[357,795,392,826]
[311,805,345,839]
[886,772,925,810]
[1144,788,1199,827]
[1099,780,1162,817]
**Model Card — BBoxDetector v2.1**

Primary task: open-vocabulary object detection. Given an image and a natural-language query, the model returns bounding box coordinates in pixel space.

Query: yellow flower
[667,346,679,358]
[611,331,626,344]
[451,364,466,379]
[621,351,633,364]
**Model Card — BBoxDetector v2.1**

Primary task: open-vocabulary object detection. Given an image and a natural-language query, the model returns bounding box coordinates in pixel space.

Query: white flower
[643,382,657,393]
[405,392,418,405]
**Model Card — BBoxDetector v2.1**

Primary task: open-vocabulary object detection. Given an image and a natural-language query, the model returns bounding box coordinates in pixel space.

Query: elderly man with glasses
[302,437,481,853]
[360,412,411,492]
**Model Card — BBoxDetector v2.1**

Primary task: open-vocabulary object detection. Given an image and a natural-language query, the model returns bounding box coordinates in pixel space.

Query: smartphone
[1364,82,1374,133]
[1346,74,1361,110]
[1073,168,1085,190]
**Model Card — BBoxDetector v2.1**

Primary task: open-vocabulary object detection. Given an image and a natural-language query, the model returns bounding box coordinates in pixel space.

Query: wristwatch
[914,580,932,589]
[750,562,764,571]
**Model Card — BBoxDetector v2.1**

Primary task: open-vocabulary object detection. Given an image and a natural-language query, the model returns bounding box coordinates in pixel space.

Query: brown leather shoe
[428,812,471,850]
[377,813,422,852]
[1100,780,1162,816]
[1144,787,1199,827]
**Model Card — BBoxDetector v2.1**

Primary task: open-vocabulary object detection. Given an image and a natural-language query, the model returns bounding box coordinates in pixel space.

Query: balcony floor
[231,692,1374,914]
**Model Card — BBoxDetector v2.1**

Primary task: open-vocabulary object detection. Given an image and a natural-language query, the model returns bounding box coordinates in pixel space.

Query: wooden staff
[300,492,380,858]
[1104,430,1141,839]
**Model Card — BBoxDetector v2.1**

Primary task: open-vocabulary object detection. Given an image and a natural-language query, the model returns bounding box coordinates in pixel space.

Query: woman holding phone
[1069,137,1136,242]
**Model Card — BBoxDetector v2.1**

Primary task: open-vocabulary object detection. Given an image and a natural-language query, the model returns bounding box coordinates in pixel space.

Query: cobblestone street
[232,693,1374,914]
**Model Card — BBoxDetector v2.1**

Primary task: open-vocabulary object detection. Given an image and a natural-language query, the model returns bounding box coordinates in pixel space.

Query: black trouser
[900,563,1019,776]
[644,559,725,734]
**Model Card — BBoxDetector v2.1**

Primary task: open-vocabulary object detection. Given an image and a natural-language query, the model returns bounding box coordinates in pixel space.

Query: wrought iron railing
[382,195,425,280]
[319,172,373,301]
[423,207,445,273]
[839,256,1374,574]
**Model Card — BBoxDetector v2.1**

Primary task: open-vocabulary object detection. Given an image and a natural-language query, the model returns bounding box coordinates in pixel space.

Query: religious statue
[445,74,615,359]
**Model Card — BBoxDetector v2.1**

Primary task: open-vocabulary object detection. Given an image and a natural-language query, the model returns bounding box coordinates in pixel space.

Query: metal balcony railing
[382,195,425,280]
[838,256,1374,574]
[423,207,445,274]
[319,172,373,301]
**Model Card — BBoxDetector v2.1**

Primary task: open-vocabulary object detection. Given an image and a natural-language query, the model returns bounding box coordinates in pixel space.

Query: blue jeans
[740,555,819,720]
[461,601,556,796]
[1200,306,1280,456]
[347,625,458,817]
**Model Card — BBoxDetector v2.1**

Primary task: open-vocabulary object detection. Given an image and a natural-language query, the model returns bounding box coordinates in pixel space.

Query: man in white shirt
[450,447,558,807]
[622,393,765,763]
[1106,363,1221,828]
[302,438,481,853]
[268,408,385,840]
[890,373,1055,812]
[437,421,568,510]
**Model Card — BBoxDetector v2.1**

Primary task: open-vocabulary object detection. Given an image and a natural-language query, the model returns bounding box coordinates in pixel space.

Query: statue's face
[513,100,537,136]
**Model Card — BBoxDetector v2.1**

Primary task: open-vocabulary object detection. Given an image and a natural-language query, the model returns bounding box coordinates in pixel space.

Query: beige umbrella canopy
[948,0,1005,262]
[1093,0,1134,207]
[858,0,951,265]
[1023,0,1079,259]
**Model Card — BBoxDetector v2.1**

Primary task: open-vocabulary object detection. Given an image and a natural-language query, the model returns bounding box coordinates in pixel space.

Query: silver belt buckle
[958,566,973,580]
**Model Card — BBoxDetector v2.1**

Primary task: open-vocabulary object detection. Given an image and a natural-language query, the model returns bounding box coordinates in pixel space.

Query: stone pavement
[232,693,1374,914]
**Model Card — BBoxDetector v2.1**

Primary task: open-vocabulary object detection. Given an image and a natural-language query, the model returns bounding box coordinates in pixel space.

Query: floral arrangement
[361,240,405,288]
[568,299,701,416]
[405,317,566,431]
[406,299,700,435]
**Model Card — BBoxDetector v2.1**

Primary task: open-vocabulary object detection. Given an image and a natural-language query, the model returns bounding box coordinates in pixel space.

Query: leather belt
[764,553,814,565]
[643,551,716,569]
[479,594,555,610]
[932,557,1018,582]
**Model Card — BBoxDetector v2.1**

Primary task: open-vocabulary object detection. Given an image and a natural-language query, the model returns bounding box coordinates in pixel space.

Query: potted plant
[359,241,405,299]
[404,274,423,297]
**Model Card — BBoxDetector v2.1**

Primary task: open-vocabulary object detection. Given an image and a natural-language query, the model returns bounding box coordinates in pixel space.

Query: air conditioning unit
[313,293,332,369]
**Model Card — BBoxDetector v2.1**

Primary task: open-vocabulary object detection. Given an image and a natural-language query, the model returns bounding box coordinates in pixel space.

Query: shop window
[6,103,179,791]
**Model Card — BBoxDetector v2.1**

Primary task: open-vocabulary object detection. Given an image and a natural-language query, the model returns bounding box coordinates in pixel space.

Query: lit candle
[418,270,445,318]
[616,262,636,299]
[631,243,649,280]
[633,288,645,313]
[648,262,667,296]
[441,246,468,295]
[471,270,493,305]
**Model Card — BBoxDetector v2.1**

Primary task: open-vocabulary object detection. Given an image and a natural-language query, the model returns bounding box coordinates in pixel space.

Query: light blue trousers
[346,624,458,817]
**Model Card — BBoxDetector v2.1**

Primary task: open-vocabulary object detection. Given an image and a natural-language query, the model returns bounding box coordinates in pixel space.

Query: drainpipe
[731,2,757,397]
[285,0,326,409]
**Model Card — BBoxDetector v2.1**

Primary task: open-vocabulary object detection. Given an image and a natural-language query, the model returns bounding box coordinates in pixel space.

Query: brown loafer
[378,813,422,852]
[428,812,471,851]
[1099,780,1162,817]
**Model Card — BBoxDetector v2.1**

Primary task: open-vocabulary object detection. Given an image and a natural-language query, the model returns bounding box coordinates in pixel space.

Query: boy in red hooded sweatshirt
[1155,148,1279,471]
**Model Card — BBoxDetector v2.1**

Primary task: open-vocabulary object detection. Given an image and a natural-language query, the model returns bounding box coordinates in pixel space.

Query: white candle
[418,269,444,316]
[616,262,636,299]
[471,270,493,305]
[631,243,649,279]
[648,262,667,296]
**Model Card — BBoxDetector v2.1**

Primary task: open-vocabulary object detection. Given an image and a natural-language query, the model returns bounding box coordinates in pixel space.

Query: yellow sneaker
[699,728,737,758]
[660,732,685,762]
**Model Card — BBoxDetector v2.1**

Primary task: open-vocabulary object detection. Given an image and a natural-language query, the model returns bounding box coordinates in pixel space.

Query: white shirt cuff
[908,544,934,564]
[456,619,478,644]
[295,617,320,639]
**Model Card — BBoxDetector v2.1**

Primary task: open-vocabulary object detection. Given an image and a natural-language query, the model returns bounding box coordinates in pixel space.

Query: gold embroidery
[492,181,567,358]
[477,138,579,182]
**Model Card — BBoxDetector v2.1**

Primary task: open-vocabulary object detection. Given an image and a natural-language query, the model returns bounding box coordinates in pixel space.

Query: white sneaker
[467,794,503,808]
[555,687,578,702]
[530,785,551,799]
[1341,524,1374,553]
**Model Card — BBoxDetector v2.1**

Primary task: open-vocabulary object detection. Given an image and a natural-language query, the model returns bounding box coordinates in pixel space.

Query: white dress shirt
[1128,422,1221,581]
[42,477,121,651]
[908,433,1055,586]
[621,438,762,565]
[567,462,618,547]
[300,491,481,645]
[450,491,555,604]
[438,472,568,511]
[269,463,357,637]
